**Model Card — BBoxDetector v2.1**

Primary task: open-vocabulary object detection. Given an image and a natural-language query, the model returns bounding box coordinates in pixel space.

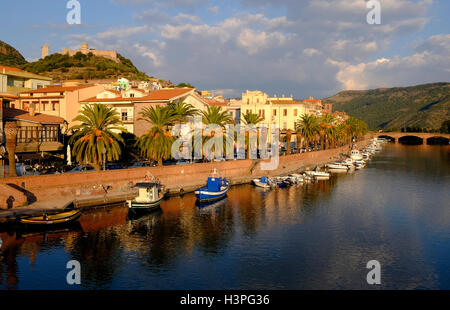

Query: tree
[168,101,199,123]
[439,120,450,134]
[242,111,265,159]
[296,114,320,152]
[319,114,336,149]
[136,105,176,166]
[201,105,234,161]
[69,104,125,171]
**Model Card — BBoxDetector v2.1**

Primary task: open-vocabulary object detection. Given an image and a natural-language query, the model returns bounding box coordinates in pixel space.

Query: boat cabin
[135,182,160,203]
[206,176,226,192]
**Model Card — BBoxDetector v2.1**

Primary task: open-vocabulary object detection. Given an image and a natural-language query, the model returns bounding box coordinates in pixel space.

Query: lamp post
[4,122,19,177]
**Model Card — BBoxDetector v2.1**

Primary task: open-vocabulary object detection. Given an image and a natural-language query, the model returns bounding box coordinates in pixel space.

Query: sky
[1,0,449,98]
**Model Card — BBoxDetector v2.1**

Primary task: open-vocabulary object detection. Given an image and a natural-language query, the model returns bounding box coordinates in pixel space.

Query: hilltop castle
[41,43,119,63]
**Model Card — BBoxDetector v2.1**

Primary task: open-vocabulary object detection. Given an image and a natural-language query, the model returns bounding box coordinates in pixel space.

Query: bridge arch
[398,135,424,145]
[426,136,450,145]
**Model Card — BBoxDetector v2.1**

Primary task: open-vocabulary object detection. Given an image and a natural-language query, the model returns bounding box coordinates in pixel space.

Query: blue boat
[195,170,230,203]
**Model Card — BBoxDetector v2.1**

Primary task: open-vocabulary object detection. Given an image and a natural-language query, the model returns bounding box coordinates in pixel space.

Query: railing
[16,126,60,144]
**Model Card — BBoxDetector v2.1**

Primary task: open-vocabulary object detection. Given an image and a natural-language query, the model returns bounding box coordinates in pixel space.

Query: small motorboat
[304,169,330,179]
[128,181,165,211]
[287,174,304,184]
[350,149,363,161]
[195,169,230,203]
[327,162,349,170]
[18,209,82,227]
[253,176,272,189]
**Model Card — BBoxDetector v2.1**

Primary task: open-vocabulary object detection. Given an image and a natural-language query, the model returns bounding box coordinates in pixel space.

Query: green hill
[323,83,450,130]
[21,52,152,82]
[0,40,27,67]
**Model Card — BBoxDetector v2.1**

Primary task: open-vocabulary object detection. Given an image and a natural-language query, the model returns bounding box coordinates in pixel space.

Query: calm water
[0,144,449,290]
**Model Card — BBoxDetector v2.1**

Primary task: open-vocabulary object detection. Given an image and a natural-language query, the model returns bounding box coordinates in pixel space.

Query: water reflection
[0,144,449,289]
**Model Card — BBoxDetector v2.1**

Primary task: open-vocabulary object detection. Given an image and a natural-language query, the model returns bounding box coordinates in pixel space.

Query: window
[273,109,277,116]
[52,103,56,111]
[130,93,135,98]
[262,110,265,119]
[283,109,287,116]
[122,110,128,121]
[294,109,298,116]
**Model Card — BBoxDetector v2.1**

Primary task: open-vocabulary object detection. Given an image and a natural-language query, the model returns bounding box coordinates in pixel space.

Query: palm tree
[285,129,292,155]
[4,122,19,177]
[296,114,320,152]
[201,105,234,161]
[319,114,336,150]
[136,105,176,166]
[168,101,199,123]
[345,117,368,144]
[242,111,265,159]
[69,104,125,171]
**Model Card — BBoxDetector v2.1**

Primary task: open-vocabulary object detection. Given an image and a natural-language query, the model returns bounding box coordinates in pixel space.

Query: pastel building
[0,66,52,95]
[17,84,105,127]
[81,88,209,137]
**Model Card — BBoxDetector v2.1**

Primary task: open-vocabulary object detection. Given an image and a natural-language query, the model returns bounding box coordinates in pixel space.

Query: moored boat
[195,169,230,202]
[253,176,272,189]
[128,181,165,210]
[18,209,82,227]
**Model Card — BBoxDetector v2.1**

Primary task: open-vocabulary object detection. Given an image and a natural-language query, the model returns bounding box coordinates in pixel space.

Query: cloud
[331,34,450,90]
[70,0,440,97]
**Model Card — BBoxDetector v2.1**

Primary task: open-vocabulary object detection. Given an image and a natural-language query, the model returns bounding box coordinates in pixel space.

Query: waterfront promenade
[0,137,372,214]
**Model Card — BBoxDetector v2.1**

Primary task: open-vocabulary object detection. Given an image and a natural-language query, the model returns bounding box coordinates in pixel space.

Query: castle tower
[81,42,89,53]
[41,45,49,59]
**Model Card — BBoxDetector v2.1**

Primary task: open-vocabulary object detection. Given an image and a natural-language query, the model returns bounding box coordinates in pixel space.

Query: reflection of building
[81,88,208,136]
[1,94,65,153]
[16,85,105,127]
[0,65,52,95]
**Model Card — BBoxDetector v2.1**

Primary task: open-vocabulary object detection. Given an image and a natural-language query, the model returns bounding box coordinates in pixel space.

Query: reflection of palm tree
[69,104,125,171]
[136,106,176,166]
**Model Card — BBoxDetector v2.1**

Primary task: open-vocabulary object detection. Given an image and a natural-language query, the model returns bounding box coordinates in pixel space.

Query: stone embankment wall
[0,137,371,209]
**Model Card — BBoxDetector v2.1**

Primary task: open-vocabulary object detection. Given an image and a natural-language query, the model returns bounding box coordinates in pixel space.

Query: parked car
[128,161,157,169]
[67,165,95,173]
[106,163,124,170]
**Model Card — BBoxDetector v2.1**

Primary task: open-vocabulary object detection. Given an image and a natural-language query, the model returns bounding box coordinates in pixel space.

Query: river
[0,143,449,290]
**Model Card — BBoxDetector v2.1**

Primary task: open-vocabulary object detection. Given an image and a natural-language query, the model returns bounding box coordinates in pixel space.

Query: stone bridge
[374,132,450,144]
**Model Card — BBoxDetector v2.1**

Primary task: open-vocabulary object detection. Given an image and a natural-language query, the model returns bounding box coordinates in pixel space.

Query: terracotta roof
[270,100,303,105]
[0,93,19,100]
[205,98,228,106]
[81,88,194,103]
[19,96,65,100]
[140,88,193,101]
[21,85,95,94]
[3,108,65,124]
[0,65,24,73]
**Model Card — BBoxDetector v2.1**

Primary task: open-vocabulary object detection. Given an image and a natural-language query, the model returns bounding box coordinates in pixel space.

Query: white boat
[288,174,304,183]
[350,149,363,161]
[253,176,272,189]
[304,169,330,179]
[128,181,165,210]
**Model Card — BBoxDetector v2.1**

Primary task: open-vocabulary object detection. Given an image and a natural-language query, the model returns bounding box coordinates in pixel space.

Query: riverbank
[0,136,372,216]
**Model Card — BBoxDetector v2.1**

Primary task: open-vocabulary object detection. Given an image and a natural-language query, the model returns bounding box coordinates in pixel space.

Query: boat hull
[18,210,82,228]
[195,185,229,202]
[128,196,163,210]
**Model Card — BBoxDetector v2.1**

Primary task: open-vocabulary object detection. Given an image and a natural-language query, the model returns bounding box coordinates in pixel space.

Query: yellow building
[240,90,309,138]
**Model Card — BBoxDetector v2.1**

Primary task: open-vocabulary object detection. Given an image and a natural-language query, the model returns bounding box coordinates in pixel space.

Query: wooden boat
[128,182,164,210]
[195,169,230,203]
[19,209,82,227]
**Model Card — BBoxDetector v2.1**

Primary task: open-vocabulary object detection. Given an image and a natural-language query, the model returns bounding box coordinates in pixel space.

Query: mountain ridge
[323,82,450,130]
